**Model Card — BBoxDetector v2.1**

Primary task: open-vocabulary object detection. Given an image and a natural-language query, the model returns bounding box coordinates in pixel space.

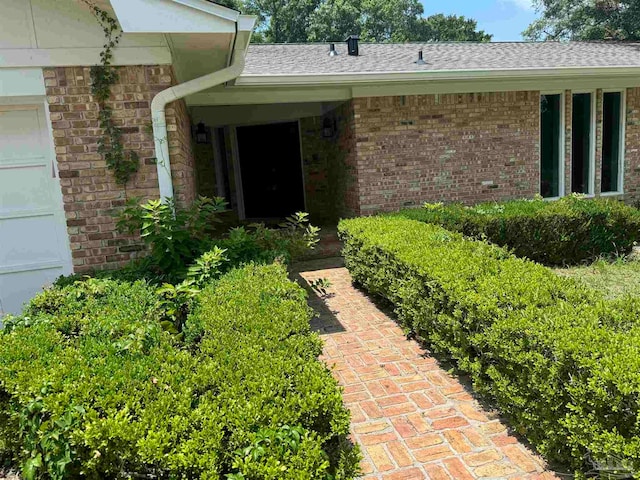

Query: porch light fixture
[322,117,336,138]
[195,122,209,144]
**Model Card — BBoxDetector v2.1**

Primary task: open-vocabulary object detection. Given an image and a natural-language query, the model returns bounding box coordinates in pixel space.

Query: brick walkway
[294,259,560,480]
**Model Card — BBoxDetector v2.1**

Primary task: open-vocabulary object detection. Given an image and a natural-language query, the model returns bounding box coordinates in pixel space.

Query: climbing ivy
[81,1,139,184]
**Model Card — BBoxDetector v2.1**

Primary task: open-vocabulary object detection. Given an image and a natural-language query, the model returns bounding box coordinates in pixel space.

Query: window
[540,94,563,198]
[571,93,594,194]
[601,92,624,193]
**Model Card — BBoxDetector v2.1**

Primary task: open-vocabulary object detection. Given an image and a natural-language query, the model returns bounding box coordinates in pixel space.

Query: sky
[421,0,539,41]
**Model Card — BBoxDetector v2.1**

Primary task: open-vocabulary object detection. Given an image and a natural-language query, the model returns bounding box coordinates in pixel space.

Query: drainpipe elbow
[151,51,246,203]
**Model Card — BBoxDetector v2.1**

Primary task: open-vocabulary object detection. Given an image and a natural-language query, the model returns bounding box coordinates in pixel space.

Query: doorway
[236,121,305,219]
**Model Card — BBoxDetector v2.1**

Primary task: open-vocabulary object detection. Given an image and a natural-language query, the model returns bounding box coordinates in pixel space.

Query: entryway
[236,121,305,219]
[0,104,72,316]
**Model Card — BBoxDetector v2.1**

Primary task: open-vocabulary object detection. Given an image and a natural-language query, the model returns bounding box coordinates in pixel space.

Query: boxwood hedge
[339,216,640,476]
[0,264,359,480]
[396,196,640,265]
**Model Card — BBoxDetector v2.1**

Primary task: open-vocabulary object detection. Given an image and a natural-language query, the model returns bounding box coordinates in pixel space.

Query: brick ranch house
[2,0,640,314]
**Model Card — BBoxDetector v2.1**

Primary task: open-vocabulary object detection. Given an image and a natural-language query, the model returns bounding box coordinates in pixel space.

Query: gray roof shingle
[241,42,640,76]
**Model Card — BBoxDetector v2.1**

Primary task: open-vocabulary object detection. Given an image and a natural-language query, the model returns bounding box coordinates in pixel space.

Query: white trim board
[187,75,640,107]
[0,47,172,68]
[235,66,640,87]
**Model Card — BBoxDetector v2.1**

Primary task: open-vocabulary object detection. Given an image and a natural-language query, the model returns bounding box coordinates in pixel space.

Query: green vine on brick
[81,1,139,184]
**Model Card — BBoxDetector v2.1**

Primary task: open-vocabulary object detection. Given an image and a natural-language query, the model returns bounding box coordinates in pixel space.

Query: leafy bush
[216,213,320,269]
[116,198,320,284]
[396,195,640,265]
[0,264,359,479]
[339,216,640,476]
[117,196,227,282]
[187,264,359,479]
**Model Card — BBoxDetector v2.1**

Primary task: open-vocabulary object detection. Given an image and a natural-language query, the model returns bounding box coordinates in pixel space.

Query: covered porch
[186,98,356,226]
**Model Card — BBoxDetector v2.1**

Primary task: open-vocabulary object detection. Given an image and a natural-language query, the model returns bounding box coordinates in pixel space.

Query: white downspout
[151,46,246,201]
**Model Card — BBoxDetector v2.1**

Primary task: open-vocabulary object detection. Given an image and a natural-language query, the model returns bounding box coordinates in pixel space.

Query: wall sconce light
[195,122,210,144]
[322,117,336,138]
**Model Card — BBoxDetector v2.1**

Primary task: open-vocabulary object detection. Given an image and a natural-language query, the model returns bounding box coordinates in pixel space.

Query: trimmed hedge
[396,196,640,265]
[339,216,640,476]
[0,264,359,479]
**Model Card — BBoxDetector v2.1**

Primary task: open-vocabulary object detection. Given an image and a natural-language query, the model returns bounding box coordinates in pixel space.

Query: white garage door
[0,104,72,316]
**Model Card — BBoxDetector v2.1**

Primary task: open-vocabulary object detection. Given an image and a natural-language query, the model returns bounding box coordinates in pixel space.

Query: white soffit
[110,0,238,33]
[169,32,235,82]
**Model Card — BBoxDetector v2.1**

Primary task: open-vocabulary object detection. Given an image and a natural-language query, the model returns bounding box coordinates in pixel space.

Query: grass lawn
[555,256,640,299]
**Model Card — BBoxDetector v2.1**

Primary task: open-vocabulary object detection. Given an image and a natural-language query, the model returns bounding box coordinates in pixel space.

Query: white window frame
[570,90,597,197]
[600,89,626,196]
[539,91,566,200]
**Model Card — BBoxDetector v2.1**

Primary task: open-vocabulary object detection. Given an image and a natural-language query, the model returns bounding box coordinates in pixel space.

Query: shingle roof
[242,41,640,76]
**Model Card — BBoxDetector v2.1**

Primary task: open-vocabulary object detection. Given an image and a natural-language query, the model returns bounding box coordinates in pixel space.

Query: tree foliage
[524,0,640,40]
[242,0,321,43]
[235,0,492,43]
[420,14,494,42]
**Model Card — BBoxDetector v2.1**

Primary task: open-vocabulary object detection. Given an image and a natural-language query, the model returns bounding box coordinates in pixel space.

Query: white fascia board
[238,15,257,32]
[235,66,640,87]
[169,0,239,22]
[351,75,640,98]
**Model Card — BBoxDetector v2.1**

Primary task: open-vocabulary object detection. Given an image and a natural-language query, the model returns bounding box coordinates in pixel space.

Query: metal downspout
[151,29,244,201]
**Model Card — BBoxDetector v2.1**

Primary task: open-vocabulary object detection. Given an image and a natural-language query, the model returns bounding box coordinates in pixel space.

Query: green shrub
[114,197,320,285]
[215,213,320,269]
[339,216,640,476]
[0,264,359,479]
[396,195,640,265]
[187,264,359,479]
[117,196,227,283]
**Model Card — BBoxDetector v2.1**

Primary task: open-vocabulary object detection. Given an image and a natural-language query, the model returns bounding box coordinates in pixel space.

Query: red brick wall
[337,100,359,216]
[299,101,359,222]
[45,65,196,273]
[299,115,327,219]
[351,92,540,213]
[166,98,196,205]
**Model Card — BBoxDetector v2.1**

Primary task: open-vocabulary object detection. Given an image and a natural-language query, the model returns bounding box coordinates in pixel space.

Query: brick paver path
[295,259,560,480]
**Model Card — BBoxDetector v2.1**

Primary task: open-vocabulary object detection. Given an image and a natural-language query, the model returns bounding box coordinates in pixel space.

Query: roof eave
[110,0,239,33]
[169,0,240,22]
[235,65,640,87]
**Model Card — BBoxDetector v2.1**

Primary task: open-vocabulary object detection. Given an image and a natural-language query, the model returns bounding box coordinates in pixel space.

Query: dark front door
[236,121,305,219]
